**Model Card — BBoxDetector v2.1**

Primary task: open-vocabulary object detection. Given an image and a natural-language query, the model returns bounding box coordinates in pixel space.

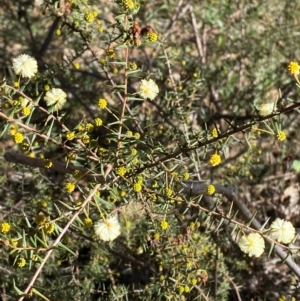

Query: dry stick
[17,183,101,301]
[116,15,129,156]
[193,285,210,301]
[181,181,300,279]
[164,0,185,34]
[188,5,205,63]
[223,273,242,301]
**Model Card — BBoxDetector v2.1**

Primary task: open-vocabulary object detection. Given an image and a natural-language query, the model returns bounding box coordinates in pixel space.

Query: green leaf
[57,241,76,256]
[292,160,300,172]
[31,287,51,301]
[13,279,26,296]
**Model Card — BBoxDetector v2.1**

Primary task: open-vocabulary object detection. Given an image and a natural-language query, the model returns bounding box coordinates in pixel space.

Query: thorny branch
[4,151,300,279]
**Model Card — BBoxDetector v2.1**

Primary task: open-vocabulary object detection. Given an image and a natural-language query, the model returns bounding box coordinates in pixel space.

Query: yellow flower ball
[209,153,221,167]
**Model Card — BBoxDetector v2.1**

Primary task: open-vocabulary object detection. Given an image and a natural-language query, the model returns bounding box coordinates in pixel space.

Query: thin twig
[17,183,102,301]
[223,272,242,301]
[188,5,205,63]
[116,15,129,156]
[193,285,210,301]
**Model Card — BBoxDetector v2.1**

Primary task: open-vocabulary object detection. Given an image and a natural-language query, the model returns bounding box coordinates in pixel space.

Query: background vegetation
[1,0,300,300]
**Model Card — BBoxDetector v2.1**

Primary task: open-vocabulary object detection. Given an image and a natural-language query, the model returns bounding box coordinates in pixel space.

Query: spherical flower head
[85,12,95,23]
[44,88,67,111]
[44,159,53,169]
[122,0,135,10]
[94,118,103,126]
[269,218,296,244]
[94,215,121,242]
[21,142,30,152]
[207,184,215,195]
[14,132,24,144]
[209,153,221,167]
[134,182,142,192]
[129,62,137,70]
[67,152,76,161]
[288,61,300,75]
[22,107,31,116]
[117,166,127,176]
[35,214,47,225]
[211,128,218,138]
[165,187,173,197]
[105,48,115,58]
[160,220,169,230]
[138,79,159,100]
[65,182,75,193]
[147,32,158,42]
[277,131,286,142]
[44,84,50,91]
[183,172,190,180]
[66,131,75,141]
[98,98,107,109]
[84,217,93,227]
[17,257,26,268]
[131,148,137,155]
[256,102,274,116]
[238,232,265,257]
[44,223,55,234]
[85,123,94,133]
[12,54,38,78]
[82,134,90,144]
[1,222,11,234]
